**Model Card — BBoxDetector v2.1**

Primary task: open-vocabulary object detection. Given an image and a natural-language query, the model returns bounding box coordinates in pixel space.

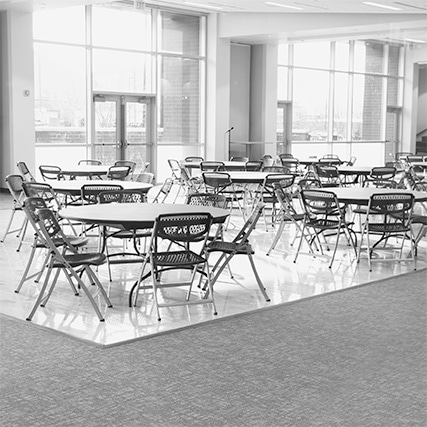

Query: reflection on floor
[1,190,426,347]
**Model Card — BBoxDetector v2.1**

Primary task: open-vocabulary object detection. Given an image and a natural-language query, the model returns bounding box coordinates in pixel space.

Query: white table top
[60,203,229,230]
[52,180,152,196]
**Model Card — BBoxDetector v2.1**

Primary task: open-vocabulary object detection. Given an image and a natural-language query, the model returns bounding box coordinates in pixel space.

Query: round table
[182,161,248,171]
[52,180,152,197]
[226,171,291,184]
[59,203,229,230]
[60,165,110,179]
[331,187,427,205]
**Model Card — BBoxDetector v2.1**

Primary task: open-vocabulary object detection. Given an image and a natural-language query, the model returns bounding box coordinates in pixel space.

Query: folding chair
[97,189,150,280]
[16,161,36,182]
[357,193,416,271]
[132,212,216,320]
[294,189,357,268]
[16,197,88,294]
[254,173,295,230]
[25,207,112,322]
[78,159,102,165]
[150,179,174,203]
[202,172,245,226]
[107,165,131,180]
[1,174,28,248]
[39,165,64,181]
[267,181,306,256]
[204,203,270,302]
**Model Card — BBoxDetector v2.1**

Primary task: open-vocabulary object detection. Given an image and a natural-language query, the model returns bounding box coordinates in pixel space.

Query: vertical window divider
[328,42,335,153]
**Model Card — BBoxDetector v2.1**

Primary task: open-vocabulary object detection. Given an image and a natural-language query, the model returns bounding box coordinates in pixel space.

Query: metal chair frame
[130,212,216,320]
[357,193,416,271]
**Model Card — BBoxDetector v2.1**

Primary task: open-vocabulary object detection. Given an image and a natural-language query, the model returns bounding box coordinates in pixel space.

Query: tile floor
[0,188,425,347]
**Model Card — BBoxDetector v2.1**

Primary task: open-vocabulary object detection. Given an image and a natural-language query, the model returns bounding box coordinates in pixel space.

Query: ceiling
[1,0,426,44]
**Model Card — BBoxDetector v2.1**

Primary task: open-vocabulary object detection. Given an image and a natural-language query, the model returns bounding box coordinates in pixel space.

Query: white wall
[417,66,427,135]
[402,44,427,153]
[0,10,35,189]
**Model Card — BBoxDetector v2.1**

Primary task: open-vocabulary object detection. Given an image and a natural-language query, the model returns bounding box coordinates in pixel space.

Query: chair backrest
[22,196,48,225]
[413,181,427,191]
[98,189,147,204]
[262,165,288,173]
[202,172,232,193]
[5,174,25,206]
[230,156,249,162]
[300,189,342,218]
[152,213,213,251]
[363,178,397,189]
[107,165,131,180]
[16,162,36,182]
[322,154,340,160]
[132,172,155,184]
[260,155,274,167]
[81,184,124,205]
[346,156,357,166]
[114,160,136,173]
[314,164,340,186]
[369,167,396,180]
[78,159,102,166]
[200,161,225,172]
[151,179,173,203]
[233,203,264,244]
[279,153,294,160]
[318,158,341,166]
[245,161,263,171]
[395,152,412,161]
[22,182,62,210]
[184,156,204,162]
[273,182,299,218]
[39,165,63,181]
[280,158,299,172]
[385,161,404,169]
[366,193,414,224]
[186,192,228,209]
[406,155,423,163]
[296,178,322,190]
[168,159,182,180]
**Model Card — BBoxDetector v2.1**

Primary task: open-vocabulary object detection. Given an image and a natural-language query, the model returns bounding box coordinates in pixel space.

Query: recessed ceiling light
[363,2,402,11]
[404,38,426,43]
[184,1,223,10]
[265,2,304,10]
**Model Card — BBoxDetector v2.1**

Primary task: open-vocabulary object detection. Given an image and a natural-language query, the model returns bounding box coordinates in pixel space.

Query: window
[34,43,86,144]
[278,39,403,164]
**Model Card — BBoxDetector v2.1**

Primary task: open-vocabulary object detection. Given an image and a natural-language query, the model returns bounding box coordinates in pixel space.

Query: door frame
[92,92,156,170]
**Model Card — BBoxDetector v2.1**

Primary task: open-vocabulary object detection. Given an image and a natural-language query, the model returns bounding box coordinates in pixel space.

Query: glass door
[93,94,153,172]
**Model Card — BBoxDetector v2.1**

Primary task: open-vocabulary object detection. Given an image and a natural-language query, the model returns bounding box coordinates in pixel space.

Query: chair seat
[59,252,106,267]
[154,250,205,266]
[207,240,255,255]
[368,223,410,233]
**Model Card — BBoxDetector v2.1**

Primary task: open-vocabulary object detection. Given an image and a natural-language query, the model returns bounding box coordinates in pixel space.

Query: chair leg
[247,252,270,301]
[26,258,55,321]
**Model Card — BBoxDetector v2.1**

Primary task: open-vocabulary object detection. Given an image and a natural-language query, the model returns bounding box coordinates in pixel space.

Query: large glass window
[33,7,85,44]
[292,69,329,141]
[92,49,153,93]
[160,12,201,56]
[33,4,206,177]
[34,43,86,144]
[352,74,383,141]
[159,56,200,144]
[278,39,403,164]
[92,6,152,50]
[293,41,330,69]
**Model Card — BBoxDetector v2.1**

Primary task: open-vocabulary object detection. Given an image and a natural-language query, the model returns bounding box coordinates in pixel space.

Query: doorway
[92,93,154,172]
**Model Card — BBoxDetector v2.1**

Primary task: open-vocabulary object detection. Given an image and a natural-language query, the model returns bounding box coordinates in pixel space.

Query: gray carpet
[1,269,426,427]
